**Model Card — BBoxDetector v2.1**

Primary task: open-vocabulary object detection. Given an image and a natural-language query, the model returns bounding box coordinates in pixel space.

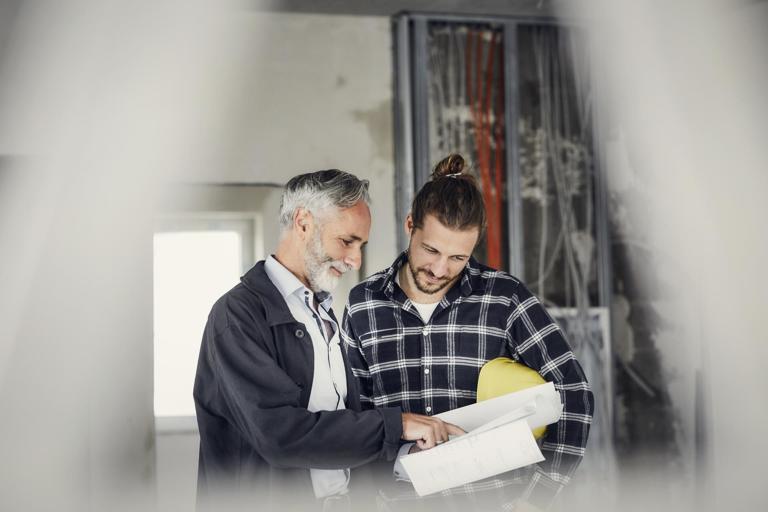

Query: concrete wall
[0,4,396,511]
[179,11,398,277]
[153,11,397,510]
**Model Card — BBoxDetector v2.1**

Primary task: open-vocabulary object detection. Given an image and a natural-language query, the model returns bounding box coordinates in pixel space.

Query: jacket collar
[240,261,300,326]
[367,250,486,298]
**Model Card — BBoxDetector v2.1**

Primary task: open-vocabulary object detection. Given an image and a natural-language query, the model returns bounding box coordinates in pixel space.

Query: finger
[446,423,466,436]
[434,421,449,443]
[421,429,436,449]
[416,439,428,450]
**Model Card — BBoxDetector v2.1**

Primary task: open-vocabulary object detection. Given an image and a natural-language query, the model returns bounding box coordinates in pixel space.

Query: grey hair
[278,169,370,230]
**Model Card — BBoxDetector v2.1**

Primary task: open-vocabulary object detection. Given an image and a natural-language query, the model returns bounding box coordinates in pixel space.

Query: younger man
[342,155,594,511]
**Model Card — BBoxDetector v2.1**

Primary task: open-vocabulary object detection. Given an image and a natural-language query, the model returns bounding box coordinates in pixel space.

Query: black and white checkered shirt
[341,252,594,509]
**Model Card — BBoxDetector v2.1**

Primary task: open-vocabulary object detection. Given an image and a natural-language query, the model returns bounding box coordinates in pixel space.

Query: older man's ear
[292,207,313,237]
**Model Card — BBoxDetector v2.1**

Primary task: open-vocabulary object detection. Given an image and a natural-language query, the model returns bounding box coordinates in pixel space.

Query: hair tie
[444,172,462,178]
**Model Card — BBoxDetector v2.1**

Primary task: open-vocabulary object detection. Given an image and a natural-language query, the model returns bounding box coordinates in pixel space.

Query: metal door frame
[392,11,615,444]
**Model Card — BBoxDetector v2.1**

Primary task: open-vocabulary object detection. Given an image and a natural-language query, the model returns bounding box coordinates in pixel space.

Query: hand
[401,412,466,450]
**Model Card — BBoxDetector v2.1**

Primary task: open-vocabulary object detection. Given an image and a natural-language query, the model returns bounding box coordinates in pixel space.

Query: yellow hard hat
[477,357,547,439]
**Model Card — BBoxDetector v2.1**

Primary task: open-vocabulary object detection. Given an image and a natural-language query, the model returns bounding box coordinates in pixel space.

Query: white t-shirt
[395,270,441,323]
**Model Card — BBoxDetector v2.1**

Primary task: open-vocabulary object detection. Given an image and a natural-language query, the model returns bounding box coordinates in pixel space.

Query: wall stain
[351,99,393,166]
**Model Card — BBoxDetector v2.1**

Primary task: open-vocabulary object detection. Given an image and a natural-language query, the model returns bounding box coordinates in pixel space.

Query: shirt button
[295,329,305,338]
[425,406,432,413]
[424,368,430,375]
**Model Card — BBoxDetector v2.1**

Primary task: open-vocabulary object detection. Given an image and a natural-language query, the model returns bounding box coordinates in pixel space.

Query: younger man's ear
[404,213,414,235]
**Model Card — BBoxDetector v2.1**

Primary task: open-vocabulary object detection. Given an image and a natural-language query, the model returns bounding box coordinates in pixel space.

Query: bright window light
[153,231,243,418]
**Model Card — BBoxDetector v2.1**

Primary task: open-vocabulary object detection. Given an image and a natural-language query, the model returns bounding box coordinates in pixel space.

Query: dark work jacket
[193,261,403,509]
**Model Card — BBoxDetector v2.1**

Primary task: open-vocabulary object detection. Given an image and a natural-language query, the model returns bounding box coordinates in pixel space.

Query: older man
[194,170,460,511]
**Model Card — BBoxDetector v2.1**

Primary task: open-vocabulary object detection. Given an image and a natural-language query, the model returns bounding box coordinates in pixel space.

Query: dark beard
[406,256,453,295]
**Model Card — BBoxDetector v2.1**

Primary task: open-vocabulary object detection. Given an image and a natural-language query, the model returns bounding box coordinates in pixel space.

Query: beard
[305,227,352,293]
[406,255,457,295]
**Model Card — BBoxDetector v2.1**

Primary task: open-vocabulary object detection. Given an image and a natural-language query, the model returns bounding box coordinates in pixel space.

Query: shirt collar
[264,255,333,308]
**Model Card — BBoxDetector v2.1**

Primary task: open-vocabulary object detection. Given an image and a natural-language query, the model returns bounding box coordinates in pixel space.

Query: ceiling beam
[247,0,557,17]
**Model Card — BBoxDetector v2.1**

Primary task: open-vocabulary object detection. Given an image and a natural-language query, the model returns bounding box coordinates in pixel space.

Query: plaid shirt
[341,252,594,509]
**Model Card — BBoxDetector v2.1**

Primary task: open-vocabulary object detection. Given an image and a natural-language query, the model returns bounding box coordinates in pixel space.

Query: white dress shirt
[264,255,349,498]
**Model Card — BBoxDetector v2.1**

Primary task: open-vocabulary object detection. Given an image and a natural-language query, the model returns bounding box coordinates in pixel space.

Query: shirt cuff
[519,468,564,511]
[392,443,414,481]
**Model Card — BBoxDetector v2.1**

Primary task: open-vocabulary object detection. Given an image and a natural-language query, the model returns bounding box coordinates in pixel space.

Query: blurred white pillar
[560,1,768,510]
[0,1,254,509]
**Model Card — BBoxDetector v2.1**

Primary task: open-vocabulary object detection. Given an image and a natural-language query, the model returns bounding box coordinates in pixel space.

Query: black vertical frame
[412,16,431,188]
[503,21,524,278]
[393,15,415,252]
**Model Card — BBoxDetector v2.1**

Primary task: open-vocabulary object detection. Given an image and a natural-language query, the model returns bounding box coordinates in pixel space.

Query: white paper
[395,383,563,496]
[436,382,562,432]
[400,418,545,496]
[466,400,538,437]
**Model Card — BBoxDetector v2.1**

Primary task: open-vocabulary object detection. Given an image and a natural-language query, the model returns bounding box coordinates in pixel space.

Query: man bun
[430,153,478,187]
[432,153,465,178]
[410,153,486,235]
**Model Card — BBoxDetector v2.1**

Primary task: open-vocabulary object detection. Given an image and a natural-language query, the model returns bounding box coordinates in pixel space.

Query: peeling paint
[351,99,393,166]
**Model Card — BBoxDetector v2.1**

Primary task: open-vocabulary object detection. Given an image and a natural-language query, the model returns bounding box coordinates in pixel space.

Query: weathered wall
[178,11,398,277]
[152,11,397,509]
[0,4,397,510]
